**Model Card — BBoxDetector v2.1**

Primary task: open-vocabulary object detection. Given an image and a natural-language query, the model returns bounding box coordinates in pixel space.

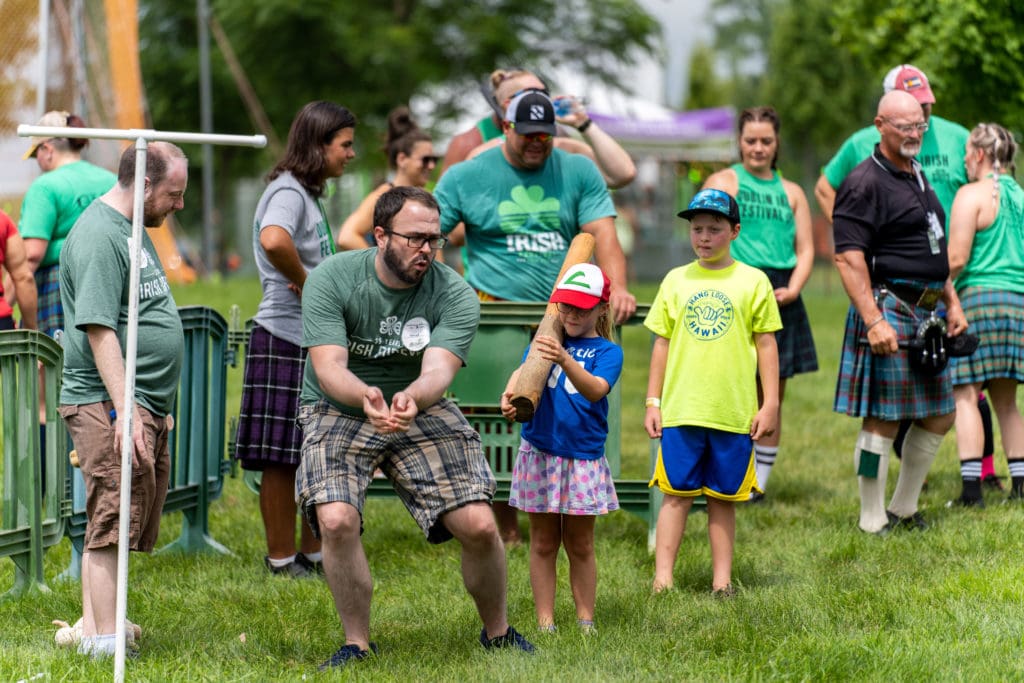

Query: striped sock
[1008,459,1024,497]
[959,458,983,502]
[754,445,779,492]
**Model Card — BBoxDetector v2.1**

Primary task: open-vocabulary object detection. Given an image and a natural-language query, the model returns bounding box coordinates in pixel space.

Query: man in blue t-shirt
[435,89,636,325]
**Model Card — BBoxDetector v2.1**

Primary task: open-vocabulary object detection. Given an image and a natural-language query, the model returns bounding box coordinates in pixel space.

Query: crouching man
[296,186,535,671]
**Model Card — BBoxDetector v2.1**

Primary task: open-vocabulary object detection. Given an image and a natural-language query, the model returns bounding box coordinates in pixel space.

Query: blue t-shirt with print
[435,147,614,301]
[520,335,623,460]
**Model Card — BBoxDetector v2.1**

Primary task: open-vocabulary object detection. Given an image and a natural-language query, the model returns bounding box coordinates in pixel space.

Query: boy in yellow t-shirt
[643,188,782,596]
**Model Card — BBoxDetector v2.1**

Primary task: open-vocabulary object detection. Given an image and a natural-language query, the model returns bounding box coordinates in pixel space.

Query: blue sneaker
[317,642,378,671]
[479,626,535,653]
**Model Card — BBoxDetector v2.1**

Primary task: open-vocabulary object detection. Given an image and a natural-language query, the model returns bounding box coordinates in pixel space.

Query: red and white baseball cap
[549,263,610,310]
[882,64,935,105]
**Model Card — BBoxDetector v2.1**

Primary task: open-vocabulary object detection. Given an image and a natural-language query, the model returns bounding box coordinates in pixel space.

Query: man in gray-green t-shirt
[58,142,187,659]
[297,186,534,671]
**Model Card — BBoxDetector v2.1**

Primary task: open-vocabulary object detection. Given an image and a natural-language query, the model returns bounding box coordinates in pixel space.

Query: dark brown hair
[268,101,357,198]
[385,106,431,169]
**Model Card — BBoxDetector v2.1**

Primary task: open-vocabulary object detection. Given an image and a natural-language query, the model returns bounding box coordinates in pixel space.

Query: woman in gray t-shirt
[235,101,356,578]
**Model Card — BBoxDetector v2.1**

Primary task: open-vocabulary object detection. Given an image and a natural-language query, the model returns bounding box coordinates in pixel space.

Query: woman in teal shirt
[702,106,817,501]
[947,122,1024,505]
[19,111,116,338]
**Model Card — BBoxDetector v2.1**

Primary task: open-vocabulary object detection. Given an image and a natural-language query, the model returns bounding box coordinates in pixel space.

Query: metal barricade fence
[0,306,232,595]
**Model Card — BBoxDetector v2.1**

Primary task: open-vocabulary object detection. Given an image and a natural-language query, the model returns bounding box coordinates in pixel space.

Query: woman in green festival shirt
[702,106,818,501]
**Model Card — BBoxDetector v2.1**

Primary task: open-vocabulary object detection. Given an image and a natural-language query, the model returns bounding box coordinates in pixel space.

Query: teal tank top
[955,174,1024,293]
[730,164,797,270]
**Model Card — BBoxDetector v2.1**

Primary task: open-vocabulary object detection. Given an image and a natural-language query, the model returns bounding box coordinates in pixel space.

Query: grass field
[3,265,1024,682]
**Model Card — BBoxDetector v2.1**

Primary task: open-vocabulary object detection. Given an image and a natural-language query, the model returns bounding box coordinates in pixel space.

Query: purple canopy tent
[587,105,736,161]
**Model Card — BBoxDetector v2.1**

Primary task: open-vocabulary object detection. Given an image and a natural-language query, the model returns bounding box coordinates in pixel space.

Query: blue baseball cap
[678,188,741,225]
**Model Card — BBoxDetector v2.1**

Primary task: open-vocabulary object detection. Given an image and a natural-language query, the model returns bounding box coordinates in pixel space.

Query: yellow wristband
[645,397,661,408]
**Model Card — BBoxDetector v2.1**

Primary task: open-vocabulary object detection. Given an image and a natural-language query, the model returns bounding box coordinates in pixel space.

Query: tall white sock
[889,424,944,517]
[754,445,779,492]
[854,430,893,533]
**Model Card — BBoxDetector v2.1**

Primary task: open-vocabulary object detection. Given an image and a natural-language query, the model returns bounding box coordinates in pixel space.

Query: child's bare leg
[706,497,736,590]
[653,494,692,591]
[528,512,561,627]
[562,514,597,621]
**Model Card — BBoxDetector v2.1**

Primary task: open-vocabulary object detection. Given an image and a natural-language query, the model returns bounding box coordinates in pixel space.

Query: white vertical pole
[37,0,51,117]
[113,136,149,683]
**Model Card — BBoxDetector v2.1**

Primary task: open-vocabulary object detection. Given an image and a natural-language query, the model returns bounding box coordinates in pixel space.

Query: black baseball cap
[505,89,556,136]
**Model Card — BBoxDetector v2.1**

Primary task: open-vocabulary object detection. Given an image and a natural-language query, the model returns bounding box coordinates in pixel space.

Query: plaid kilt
[762,268,818,378]
[833,292,954,420]
[235,324,307,469]
[35,263,63,337]
[950,287,1024,386]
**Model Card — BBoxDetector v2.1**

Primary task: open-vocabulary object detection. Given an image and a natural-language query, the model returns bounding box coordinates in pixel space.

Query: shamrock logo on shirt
[498,185,560,234]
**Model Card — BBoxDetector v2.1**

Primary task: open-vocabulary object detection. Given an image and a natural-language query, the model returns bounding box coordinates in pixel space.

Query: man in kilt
[832,90,968,534]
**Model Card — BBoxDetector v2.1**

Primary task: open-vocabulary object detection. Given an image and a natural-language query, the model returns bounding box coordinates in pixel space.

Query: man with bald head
[831,90,968,534]
[815,64,969,223]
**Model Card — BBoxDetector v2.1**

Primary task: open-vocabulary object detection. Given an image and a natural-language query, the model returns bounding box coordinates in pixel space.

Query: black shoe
[318,642,378,671]
[748,491,765,504]
[264,555,312,578]
[945,494,985,509]
[294,552,324,576]
[982,474,1006,492]
[885,510,928,531]
[480,626,536,653]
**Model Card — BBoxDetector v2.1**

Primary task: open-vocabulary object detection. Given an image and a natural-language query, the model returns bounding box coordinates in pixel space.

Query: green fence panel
[0,330,66,598]
[159,306,231,555]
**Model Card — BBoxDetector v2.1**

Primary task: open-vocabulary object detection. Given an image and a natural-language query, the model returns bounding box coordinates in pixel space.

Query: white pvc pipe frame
[18,123,265,681]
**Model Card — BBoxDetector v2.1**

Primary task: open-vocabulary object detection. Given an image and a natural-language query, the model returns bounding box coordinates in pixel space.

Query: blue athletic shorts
[649,425,759,501]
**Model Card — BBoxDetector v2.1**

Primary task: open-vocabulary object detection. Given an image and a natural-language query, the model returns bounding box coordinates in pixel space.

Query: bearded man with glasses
[831,90,969,535]
[296,185,536,669]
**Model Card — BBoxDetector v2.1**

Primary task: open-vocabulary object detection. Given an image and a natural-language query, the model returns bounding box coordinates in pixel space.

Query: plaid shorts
[35,263,63,338]
[833,293,954,421]
[58,401,171,552]
[950,287,1024,386]
[235,324,306,469]
[762,268,819,378]
[296,398,496,544]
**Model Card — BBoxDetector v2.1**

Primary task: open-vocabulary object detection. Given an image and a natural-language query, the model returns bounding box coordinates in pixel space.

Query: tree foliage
[138,0,660,175]
[832,0,1024,134]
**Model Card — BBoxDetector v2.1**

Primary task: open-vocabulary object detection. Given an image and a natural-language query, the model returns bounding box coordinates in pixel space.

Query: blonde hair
[595,304,614,341]
[489,68,543,107]
[968,122,1018,205]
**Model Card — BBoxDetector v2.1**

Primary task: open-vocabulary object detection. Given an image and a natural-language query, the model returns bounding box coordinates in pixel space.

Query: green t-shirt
[300,249,481,415]
[435,146,615,301]
[955,174,1024,293]
[19,160,117,267]
[645,260,781,434]
[822,115,969,229]
[59,201,184,414]
[731,164,797,270]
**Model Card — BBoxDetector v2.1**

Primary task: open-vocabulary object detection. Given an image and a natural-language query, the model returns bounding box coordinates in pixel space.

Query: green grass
[3,265,1024,681]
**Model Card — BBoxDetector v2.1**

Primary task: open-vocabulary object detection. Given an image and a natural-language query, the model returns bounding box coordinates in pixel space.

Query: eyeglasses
[418,155,439,168]
[883,118,929,135]
[386,230,447,250]
[556,302,594,316]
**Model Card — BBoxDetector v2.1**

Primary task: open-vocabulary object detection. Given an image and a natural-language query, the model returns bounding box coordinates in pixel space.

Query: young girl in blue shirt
[501,263,623,633]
